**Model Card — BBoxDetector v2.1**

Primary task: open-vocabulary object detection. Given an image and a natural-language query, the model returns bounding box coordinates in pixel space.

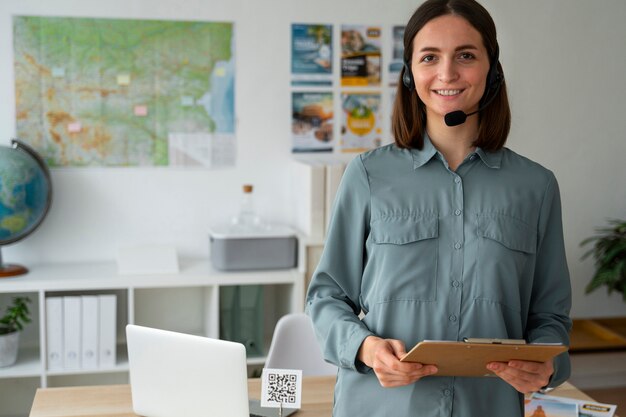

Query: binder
[98,295,117,368]
[45,297,64,370]
[62,296,82,370]
[81,295,99,369]
[400,339,567,377]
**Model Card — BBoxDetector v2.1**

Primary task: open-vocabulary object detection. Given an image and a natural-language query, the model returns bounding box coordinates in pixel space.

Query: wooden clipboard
[400,339,568,377]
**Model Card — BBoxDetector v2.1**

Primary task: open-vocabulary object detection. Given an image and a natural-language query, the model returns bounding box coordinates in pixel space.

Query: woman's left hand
[486,359,554,394]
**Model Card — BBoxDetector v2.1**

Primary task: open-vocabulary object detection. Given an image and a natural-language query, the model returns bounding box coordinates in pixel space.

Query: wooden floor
[584,386,626,414]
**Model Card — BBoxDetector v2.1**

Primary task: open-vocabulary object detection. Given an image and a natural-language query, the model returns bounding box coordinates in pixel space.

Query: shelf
[0,347,41,379]
[247,356,267,366]
[0,259,300,291]
[45,344,129,376]
[0,258,303,417]
[570,318,626,352]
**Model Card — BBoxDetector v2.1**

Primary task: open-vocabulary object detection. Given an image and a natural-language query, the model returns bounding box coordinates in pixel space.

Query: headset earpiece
[480,44,503,108]
[402,61,414,91]
[486,44,503,91]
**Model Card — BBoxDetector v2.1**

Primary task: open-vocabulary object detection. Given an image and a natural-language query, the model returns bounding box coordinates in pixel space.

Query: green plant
[0,296,31,335]
[581,219,626,300]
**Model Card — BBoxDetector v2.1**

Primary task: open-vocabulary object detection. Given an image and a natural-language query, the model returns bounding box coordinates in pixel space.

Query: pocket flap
[478,215,536,253]
[371,215,438,245]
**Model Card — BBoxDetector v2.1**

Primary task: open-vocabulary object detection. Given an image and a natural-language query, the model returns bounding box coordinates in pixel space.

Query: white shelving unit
[0,259,304,416]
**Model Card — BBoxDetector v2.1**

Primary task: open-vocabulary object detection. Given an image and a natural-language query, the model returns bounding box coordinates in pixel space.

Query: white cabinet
[0,259,304,416]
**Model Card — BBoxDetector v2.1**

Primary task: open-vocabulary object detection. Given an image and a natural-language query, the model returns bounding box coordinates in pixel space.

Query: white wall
[1,0,624,318]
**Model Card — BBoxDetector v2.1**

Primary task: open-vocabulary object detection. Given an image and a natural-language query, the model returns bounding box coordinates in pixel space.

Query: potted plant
[0,296,31,367]
[581,219,626,301]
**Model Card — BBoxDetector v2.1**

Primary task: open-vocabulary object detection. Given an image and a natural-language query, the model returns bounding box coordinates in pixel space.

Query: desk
[29,376,334,417]
[28,377,606,417]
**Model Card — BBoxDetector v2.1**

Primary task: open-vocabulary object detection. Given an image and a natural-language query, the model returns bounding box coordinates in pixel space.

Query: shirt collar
[411,134,438,169]
[410,132,503,170]
[475,147,503,169]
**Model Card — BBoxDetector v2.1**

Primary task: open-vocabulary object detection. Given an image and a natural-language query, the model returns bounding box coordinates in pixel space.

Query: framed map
[13,16,235,167]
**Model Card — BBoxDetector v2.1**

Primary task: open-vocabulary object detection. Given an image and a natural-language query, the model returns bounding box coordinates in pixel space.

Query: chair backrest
[265,313,337,377]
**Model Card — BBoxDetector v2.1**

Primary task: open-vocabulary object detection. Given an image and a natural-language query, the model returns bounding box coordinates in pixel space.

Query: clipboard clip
[462,337,527,345]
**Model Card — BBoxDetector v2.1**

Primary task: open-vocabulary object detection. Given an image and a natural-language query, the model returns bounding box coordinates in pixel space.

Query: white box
[116,244,179,275]
[290,159,326,240]
[209,224,297,271]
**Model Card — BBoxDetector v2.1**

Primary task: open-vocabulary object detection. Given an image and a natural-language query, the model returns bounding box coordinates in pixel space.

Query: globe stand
[0,248,28,278]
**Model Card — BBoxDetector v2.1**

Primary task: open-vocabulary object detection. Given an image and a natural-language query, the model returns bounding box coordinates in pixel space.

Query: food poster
[389,25,405,86]
[340,93,382,152]
[292,92,334,153]
[341,25,382,87]
[291,24,333,86]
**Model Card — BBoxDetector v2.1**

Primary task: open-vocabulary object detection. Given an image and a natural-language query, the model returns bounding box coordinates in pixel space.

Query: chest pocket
[476,214,537,312]
[368,215,439,302]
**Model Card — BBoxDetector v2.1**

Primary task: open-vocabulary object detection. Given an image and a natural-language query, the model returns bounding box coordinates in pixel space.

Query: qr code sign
[261,368,302,409]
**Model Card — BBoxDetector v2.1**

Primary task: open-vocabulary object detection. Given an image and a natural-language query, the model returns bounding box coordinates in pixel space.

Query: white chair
[265,313,337,376]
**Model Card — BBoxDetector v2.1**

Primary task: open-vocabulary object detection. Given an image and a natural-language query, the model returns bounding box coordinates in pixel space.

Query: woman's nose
[438,59,459,83]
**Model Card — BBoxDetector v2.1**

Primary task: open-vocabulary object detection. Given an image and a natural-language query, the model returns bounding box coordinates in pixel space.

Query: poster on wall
[292,92,334,153]
[340,93,382,152]
[389,25,405,86]
[13,16,235,168]
[291,24,333,87]
[340,25,382,87]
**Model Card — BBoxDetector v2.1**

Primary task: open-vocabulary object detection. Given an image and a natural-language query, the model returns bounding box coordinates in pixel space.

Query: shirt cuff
[340,325,374,373]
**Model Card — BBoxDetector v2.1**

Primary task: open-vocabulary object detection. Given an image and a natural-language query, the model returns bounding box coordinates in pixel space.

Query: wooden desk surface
[29,376,334,417]
[29,377,608,417]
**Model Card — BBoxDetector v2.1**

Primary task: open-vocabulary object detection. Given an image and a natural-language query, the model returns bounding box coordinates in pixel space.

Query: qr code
[266,373,297,404]
[261,368,302,409]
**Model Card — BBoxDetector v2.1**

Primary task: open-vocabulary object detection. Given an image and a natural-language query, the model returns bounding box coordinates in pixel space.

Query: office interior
[1,0,625,415]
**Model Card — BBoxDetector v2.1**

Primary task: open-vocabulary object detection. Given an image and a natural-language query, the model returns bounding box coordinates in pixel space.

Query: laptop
[126,324,297,417]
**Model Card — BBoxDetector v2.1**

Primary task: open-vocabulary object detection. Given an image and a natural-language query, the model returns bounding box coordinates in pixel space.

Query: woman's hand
[358,336,438,387]
[487,359,554,394]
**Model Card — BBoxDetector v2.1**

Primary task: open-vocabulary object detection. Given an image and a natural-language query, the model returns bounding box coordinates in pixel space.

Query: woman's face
[411,14,491,122]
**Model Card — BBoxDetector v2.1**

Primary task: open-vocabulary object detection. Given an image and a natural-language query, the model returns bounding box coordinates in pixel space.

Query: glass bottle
[232,184,261,230]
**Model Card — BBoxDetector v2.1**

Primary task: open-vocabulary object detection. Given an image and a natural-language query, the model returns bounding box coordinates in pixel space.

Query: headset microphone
[443,83,500,127]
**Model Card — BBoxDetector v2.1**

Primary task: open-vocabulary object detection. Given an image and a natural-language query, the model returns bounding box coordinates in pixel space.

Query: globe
[0,139,52,277]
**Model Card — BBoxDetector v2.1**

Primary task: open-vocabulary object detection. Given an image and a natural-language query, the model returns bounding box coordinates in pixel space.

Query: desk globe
[0,139,52,277]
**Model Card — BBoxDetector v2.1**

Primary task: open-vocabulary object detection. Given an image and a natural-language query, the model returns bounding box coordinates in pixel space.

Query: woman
[305,0,572,416]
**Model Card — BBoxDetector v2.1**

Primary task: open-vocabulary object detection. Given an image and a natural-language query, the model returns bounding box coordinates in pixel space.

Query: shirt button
[449,315,457,322]
[454,209,462,216]
[454,242,462,249]
[470,155,476,161]
[444,389,452,396]
[452,280,460,288]
[454,177,461,184]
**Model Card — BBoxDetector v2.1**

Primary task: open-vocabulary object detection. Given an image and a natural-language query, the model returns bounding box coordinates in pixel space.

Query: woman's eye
[421,55,435,63]
[459,52,475,60]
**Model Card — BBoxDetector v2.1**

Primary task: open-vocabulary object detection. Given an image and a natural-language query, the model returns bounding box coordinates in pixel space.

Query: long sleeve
[526,173,572,387]
[305,155,374,371]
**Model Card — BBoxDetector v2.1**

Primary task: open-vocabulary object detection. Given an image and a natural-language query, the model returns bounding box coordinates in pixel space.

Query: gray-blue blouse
[305,136,572,417]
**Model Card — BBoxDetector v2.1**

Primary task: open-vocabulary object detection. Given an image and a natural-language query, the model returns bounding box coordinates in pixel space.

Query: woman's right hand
[357,336,438,387]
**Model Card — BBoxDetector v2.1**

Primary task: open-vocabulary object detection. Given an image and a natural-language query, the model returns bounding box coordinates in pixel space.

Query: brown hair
[392,0,511,151]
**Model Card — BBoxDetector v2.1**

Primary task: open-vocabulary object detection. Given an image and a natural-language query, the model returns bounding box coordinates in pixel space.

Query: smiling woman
[393,0,510,158]
[305,1,572,416]
[411,15,490,124]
